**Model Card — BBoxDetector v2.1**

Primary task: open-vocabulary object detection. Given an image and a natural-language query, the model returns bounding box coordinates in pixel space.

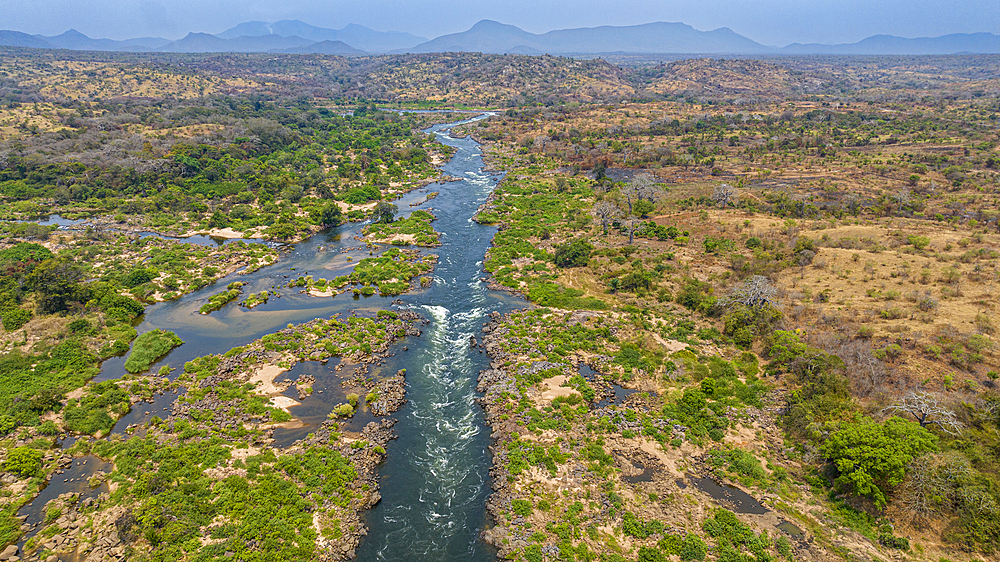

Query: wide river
[20,114,523,561]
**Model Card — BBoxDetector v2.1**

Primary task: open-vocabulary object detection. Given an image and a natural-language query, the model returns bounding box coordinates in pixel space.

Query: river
[17,113,522,561]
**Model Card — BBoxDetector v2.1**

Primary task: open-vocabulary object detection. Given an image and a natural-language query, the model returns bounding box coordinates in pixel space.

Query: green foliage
[703,236,735,254]
[622,511,665,538]
[708,447,767,484]
[512,499,533,516]
[615,343,654,373]
[679,533,707,561]
[4,446,43,477]
[364,209,439,246]
[122,267,157,288]
[822,416,938,507]
[63,381,130,435]
[344,184,382,204]
[311,202,343,227]
[723,304,782,348]
[0,340,97,424]
[553,238,593,268]
[199,287,243,314]
[527,282,607,310]
[0,242,53,265]
[26,258,84,313]
[124,329,183,373]
[703,508,772,562]
[907,234,930,250]
[347,248,435,296]
[99,432,358,560]
[0,306,31,331]
[677,278,716,314]
[637,546,666,562]
[372,200,398,224]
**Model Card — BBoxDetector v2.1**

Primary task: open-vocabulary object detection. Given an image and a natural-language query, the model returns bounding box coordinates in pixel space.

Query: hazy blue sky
[1,0,996,45]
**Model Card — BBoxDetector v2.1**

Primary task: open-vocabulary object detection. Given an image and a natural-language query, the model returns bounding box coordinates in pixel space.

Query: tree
[619,173,657,215]
[896,452,971,521]
[882,391,962,435]
[626,216,639,245]
[712,184,738,208]
[591,201,620,235]
[208,210,229,228]
[372,201,397,224]
[26,258,84,314]
[836,340,888,397]
[719,275,777,310]
[553,239,593,268]
[311,203,343,227]
[633,199,655,217]
[822,416,938,508]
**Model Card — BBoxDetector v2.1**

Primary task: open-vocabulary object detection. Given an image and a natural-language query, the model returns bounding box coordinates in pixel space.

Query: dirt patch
[537,375,578,404]
[249,364,288,395]
[270,396,300,412]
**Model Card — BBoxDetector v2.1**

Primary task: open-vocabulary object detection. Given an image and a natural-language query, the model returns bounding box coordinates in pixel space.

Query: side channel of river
[16,113,521,562]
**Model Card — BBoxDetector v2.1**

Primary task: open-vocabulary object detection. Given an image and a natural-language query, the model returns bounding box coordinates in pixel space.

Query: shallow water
[690,476,768,515]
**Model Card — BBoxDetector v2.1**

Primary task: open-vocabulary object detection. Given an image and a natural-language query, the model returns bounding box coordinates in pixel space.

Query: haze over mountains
[1,19,998,55]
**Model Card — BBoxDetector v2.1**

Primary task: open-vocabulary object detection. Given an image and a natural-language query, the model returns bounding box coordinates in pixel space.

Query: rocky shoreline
[7,309,428,562]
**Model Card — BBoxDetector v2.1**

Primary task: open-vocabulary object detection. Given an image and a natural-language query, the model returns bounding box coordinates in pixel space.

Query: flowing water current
[20,114,521,561]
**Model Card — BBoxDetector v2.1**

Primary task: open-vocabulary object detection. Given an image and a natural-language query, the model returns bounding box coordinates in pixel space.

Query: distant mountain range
[402,20,773,54]
[1,19,998,56]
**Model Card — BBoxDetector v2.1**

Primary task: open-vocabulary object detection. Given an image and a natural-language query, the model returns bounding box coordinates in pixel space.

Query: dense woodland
[0,48,998,562]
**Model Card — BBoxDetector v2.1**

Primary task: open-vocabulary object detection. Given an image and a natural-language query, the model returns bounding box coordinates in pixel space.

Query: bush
[122,267,157,288]
[0,415,15,434]
[679,533,707,561]
[677,278,715,314]
[123,329,183,374]
[4,446,43,477]
[553,239,593,268]
[637,546,666,562]
[0,307,31,331]
[512,499,533,516]
[343,185,382,204]
[63,381,130,435]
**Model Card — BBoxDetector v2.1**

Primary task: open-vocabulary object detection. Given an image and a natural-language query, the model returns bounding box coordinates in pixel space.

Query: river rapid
[19,113,523,561]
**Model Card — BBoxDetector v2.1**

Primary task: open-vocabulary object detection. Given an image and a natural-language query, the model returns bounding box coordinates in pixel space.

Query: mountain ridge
[1,20,998,55]
[402,20,774,54]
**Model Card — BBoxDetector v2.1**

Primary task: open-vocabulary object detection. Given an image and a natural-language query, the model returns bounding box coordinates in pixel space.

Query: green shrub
[63,381,130,435]
[123,329,183,374]
[4,446,43,477]
[637,546,666,562]
[512,499,533,516]
[679,533,707,561]
[658,534,683,555]
[553,239,593,268]
[0,307,31,331]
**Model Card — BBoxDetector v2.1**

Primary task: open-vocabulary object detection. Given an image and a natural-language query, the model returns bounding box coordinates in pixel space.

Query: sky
[0,0,996,46]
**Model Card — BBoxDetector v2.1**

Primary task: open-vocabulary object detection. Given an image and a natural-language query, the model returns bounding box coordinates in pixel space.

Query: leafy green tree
[311,203,343,227]
[553,239,593,268]
[822,416,938,507]
[372,201,398,224]
[633,199,655,217]
[208,210,230,228]
[26,258,84,313]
